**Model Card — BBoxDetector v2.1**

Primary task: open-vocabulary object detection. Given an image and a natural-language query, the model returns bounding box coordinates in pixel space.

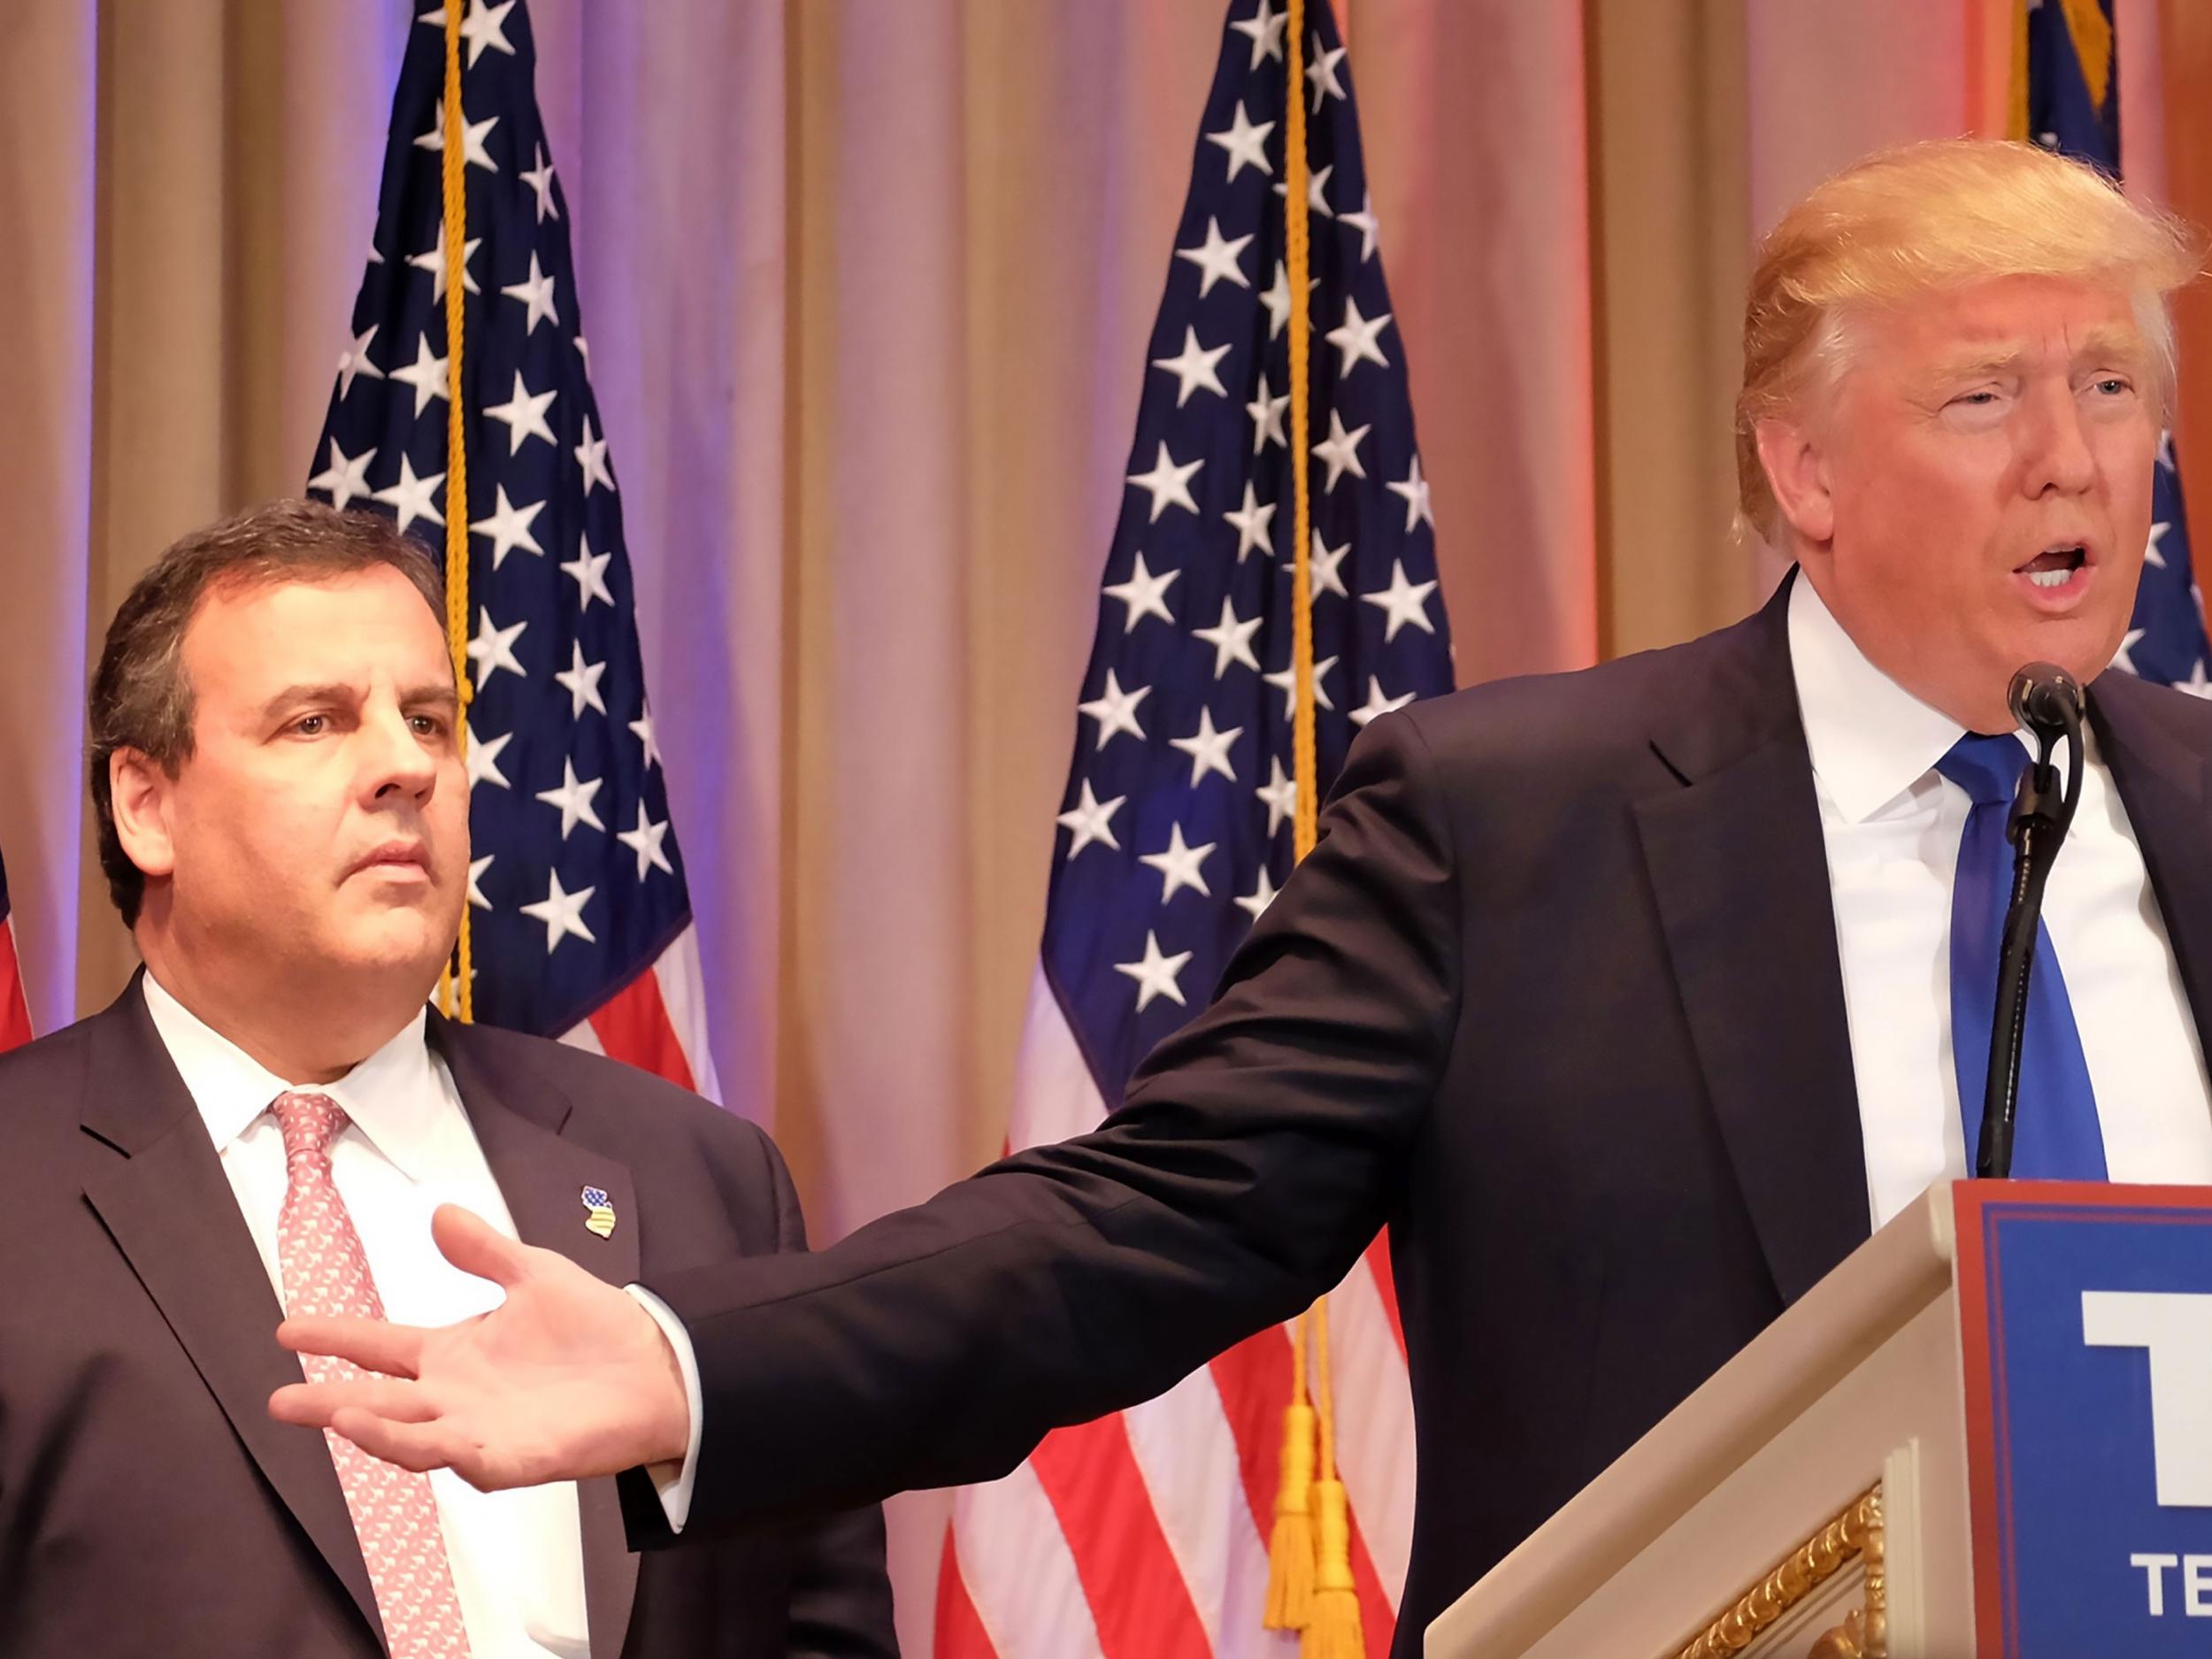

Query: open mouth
[2016,545,2088,590]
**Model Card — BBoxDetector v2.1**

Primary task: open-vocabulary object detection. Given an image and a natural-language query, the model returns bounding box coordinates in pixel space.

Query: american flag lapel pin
[581,1185,617,1239]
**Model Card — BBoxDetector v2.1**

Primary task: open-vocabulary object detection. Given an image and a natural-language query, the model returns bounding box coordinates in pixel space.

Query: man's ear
[110,749,177,883]
[1754,415,1836,546]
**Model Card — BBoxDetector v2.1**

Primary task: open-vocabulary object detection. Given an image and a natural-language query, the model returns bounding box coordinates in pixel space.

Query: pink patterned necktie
[272,1090,473,1658]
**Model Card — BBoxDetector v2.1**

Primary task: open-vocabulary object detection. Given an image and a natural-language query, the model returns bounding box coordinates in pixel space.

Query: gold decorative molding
[1669,1485,1886,1659]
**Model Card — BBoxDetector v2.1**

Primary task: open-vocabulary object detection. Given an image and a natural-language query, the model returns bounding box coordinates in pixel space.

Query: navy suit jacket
[0,977,896,1659]
[637,579,2212,1656]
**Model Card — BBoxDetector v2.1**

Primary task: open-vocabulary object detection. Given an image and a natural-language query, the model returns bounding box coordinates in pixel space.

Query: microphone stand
[1976,696,2085,1179]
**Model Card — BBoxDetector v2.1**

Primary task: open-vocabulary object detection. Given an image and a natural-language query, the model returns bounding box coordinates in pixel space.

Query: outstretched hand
[268,1204,691,1490]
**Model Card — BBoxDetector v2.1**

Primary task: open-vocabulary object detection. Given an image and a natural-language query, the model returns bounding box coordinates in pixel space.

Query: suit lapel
[434,1020,641,1659]
[76,979,384,1643]
[1632,578,1871,1306]
[2091,672,2212,1055]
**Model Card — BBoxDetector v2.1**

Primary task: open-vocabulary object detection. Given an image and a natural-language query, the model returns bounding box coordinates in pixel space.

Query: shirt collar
[140,971,444,1183]
[1787,573,1978,823]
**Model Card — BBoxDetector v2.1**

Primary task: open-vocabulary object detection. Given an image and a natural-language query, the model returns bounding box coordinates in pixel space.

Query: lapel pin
[581,1184,617,1239]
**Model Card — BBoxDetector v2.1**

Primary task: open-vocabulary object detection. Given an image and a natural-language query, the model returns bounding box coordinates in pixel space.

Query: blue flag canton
[308,0,694,1038]
[2029,0,2212,694]
[1041,0,1455,1107]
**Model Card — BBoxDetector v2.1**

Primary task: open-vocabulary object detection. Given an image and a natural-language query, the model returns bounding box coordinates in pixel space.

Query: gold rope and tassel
[434,0,476,1023]
[1261,5,1363,1655]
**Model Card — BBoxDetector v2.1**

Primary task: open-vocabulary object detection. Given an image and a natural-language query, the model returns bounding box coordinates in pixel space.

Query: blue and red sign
[1957,1182,2212,1654]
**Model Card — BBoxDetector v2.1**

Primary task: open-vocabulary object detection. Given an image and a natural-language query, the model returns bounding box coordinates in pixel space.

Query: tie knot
[1936,732,2031,806]
[270,1091,349,1162]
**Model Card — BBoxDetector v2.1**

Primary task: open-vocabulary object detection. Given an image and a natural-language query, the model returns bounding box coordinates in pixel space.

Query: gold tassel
[1263,1399,1317,1629]
[1302,1478,1365,1659]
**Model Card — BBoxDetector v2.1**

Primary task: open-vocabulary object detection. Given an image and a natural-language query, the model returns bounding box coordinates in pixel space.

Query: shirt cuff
[623,1284,703,1533]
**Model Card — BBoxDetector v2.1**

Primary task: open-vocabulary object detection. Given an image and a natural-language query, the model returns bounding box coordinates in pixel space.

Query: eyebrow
[1929,326,2149,383]
[255,682,460,721]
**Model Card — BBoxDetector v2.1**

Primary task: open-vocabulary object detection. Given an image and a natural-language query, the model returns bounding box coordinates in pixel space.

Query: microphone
[2008,663,2085,739]
[1974,662,2088,1179]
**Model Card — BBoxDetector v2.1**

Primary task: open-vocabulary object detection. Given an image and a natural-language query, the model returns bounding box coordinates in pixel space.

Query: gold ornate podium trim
[1669,1485,1886,1659]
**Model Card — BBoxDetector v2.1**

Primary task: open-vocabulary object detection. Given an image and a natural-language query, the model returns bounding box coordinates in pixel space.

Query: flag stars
[554,640,609,718]
[336,325,384,398]
[1248,380,1288,453]
[500,251,560,335]
[563,534,615,611]
[372,454,445,534]
[575,416,617,495]
[1235,864,1281,922]
[1229,0,1286,70]
[308,439,377,511]
[2179,658,2212,700]
[518,869,596,953]
[1079,668,1150,750]
[1140,823,1217,902]
[520,142,561,223]
[465,607,527,687]
[414,110,500,174]
[408,224,481,299]
[1056,779,1125,859]
[1340,190,1379,264]
[1256,756,1298,836]
[2112,627,2147,676]
[1351,676,1416,727]
[1325,296,1393,376]
[1263,657,1337,722]
[536,757,606,839]
[1116,930,1194,1012]
[1126,442,1204,521]
[1277,163,1335,219]
[1308,34,1348,110]
[1102,551,1179,633]
[1387,454,1435,532]
[1206,100,1275,182]
[2160,429,2177,472]
[465,854,494,911]
[630,708,663,770]
[1310,529,1350,597]
[1193,595,1264,678]
[1151,326,1232,405]
[464,723,512,791]
[389,332,450,416]
[472,484,546,567]
[420,0,518,67]
[1311,410,1370,491]
[1170,706,1243,786]
[618,803,676,880]
[1175,217,1254,297]
[1363,558,1440,641]
[2147,521,2172,568]
[484,370,558,454]
[1223,481,1277,561]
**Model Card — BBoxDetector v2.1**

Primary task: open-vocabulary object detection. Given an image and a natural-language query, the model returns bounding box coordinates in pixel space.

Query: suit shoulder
[0,1012,100,1095]
[2096,665,2212,753]
[443,1022,779,1180]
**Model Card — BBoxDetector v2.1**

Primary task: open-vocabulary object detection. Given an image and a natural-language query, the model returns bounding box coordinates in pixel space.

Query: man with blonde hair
[280,140,2212,1655]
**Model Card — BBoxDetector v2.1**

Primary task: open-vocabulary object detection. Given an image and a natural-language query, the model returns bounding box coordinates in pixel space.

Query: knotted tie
[1935,734,2108,1179]
[272,1091,473,1657]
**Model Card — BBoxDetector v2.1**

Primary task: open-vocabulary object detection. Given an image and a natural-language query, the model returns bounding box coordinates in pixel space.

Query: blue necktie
[1936,733,2107,1179]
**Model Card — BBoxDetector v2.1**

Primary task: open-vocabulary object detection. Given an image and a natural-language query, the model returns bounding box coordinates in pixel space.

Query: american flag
[2028,0,2212,691]
[308,0,718,1094]
[0,849,30,1055]
[934,4,1449,1656]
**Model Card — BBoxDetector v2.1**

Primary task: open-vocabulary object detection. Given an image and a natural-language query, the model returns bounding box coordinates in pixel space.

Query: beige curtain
[8,0,2200,1648]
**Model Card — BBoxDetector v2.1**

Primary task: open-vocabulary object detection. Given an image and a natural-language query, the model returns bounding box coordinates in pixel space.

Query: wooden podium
[1425,1181,2212,1658]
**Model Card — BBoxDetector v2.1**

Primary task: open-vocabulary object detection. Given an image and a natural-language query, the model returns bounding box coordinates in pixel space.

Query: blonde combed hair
[1736,139,2204,540]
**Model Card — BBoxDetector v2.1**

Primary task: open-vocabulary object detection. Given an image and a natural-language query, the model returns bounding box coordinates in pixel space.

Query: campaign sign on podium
[1957,1182,2212,1655]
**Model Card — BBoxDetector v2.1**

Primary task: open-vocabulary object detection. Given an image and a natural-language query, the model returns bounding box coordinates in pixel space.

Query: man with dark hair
[0,497,897,1657]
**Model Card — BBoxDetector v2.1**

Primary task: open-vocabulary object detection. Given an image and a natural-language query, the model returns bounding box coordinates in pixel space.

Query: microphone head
[2008,662,2085,730]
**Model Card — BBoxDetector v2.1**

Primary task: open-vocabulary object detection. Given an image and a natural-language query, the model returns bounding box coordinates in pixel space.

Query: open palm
[269,1204,691,1490]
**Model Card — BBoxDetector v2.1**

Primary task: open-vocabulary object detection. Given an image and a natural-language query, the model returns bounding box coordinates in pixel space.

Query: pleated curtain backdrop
[4,1,2205,1651]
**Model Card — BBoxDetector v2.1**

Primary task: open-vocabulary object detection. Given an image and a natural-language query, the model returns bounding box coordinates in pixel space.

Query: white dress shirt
[141,972,591,1659]
[1789,577,2212,1227]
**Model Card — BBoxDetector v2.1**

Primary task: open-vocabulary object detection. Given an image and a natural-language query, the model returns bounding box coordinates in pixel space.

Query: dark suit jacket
[0,975,896,1659]
[634,577,2212,1657]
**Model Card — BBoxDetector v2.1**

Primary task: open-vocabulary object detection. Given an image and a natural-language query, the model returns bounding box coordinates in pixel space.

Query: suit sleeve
[649,710,1463,1535]
[760,1135,902,1659]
